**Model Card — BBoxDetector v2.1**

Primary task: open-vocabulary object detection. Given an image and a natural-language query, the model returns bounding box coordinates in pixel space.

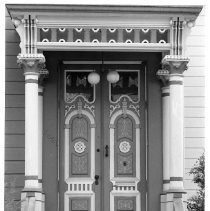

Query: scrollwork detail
[110,104,121,117]
[84,104,95,117]
[129,104,140,117]
[65,104,76,116]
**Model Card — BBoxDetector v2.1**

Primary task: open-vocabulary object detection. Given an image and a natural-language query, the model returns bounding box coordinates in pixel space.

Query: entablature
[7,4,202,53]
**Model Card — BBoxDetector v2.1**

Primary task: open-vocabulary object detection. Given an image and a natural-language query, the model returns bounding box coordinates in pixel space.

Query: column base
[160,191,187,211]
[21,188,45,211]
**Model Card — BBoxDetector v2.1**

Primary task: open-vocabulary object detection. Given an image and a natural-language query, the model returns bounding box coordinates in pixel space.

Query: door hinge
[57,179,60,192]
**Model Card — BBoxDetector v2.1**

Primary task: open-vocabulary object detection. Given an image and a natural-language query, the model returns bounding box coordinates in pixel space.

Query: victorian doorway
[58,57,147,211]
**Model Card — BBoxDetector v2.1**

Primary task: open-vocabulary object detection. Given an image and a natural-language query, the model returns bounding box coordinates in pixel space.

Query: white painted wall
[183,7,205,199]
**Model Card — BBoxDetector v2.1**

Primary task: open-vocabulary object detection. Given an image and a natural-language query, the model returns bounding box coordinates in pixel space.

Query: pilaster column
[17,53,46,211]
[156,69,170,192]
[38,86,44,185]
[161,55,189,211]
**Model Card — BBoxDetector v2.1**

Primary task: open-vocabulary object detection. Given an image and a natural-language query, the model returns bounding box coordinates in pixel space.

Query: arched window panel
[114,115,136,177]
[68,115,91,177]
[109,70,140,103]
[65,70,95,104]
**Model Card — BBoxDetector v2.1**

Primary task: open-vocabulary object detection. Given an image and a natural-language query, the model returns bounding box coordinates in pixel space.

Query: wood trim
[36,42,171,51]
[7,4,202,16]
[63,61,143,64]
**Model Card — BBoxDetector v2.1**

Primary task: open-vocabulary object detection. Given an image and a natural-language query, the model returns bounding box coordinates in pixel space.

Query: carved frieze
[38,27,170,44]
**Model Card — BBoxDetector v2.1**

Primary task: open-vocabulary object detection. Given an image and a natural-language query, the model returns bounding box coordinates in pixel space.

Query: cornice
[7,4,202,19]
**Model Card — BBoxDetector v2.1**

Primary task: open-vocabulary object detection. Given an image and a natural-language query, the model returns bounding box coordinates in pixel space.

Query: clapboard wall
[5,6,205,209]
[5,8,23,211]
[183,7,205,199]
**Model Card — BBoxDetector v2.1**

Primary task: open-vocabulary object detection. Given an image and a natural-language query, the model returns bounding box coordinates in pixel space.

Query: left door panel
[60,67,101,211]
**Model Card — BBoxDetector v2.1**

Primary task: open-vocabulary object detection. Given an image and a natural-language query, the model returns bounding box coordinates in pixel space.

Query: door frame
[58,59,148,211]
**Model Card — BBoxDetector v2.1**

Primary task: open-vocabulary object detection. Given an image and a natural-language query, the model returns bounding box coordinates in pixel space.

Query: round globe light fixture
[107,70,120,83]
[88,72,100,85]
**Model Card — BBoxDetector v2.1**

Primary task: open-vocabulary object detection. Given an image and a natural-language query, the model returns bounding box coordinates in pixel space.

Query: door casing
[42,51,163,211]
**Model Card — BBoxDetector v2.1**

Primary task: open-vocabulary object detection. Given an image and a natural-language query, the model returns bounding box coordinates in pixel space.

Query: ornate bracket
[13,16,38,54]
[17,53,45,73]
[162,55,190,74]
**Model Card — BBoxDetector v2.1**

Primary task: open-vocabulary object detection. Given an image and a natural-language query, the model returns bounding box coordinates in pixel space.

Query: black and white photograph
[2,1,208,211]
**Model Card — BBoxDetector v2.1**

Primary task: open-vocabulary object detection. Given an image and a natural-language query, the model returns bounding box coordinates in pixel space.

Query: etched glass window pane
[110,71,139,103]
[65,71,94,103]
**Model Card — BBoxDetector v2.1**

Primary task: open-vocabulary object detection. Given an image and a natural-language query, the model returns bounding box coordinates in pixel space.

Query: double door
[60,63,146,211]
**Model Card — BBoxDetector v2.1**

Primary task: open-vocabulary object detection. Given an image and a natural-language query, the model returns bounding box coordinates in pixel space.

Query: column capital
[156,69,169,86]
[162,55,190,74]
[17,53,45,73]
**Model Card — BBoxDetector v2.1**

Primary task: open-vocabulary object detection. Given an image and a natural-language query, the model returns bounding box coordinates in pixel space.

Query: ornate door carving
[62,65,146,211]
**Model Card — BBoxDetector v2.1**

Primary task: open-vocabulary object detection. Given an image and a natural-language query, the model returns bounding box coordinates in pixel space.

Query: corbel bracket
[162,55,190,74]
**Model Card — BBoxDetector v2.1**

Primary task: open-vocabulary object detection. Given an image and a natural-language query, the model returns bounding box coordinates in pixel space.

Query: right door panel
[103,65,146,211]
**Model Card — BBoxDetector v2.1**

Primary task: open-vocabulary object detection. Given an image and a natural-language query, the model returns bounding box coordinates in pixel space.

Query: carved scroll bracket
[65,97,95,118]
[110,97,140,118]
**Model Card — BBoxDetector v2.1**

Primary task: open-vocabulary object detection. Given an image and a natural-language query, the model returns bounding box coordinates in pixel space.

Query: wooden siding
[183,7,205,199]
[5,8,23,210]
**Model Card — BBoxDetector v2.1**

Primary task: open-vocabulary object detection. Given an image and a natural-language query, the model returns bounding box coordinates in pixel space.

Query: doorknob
[105,145,109,157]
[95,175,99,185]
